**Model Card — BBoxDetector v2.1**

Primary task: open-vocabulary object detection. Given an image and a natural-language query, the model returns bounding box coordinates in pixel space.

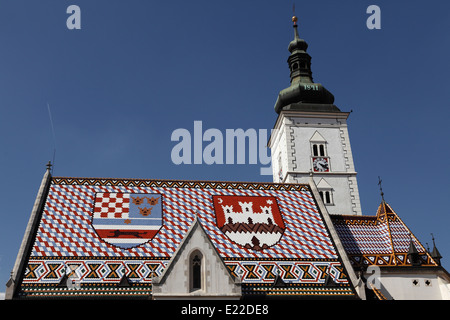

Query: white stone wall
[152,222,241,299]
[270,111,362,215]
[270,118,289,183]
[378,273,450,300]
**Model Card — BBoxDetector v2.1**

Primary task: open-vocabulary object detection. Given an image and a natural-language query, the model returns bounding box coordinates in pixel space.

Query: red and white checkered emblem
[92,192,163,249]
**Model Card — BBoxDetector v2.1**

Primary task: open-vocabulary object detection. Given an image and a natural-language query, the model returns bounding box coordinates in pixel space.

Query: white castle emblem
[213,196,285,251]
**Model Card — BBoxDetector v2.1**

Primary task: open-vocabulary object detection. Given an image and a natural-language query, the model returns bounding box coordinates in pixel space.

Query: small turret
[430,234,443,266]
[407,236,422,266]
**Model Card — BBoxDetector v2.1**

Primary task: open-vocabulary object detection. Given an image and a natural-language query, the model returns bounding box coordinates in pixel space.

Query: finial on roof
[431,233,436,242]
[431,233,442,266]
[46,161,52,171]
[378,176,385,202]
[291,15,300,42]
[291,4,300,38]
[292,3,297,25]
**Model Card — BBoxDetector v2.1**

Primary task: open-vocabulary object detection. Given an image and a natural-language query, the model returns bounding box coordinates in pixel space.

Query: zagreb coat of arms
[212,195,285,251]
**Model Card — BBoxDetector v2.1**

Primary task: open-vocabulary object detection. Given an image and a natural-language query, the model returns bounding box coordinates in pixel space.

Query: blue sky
[1,0,449,293]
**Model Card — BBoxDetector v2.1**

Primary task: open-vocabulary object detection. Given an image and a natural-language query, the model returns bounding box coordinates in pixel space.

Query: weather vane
[292,3,298,26]
[378,176,385,201]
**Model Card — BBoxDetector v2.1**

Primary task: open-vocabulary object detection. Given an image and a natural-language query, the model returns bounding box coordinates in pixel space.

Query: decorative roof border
[26,256,340,262]
[51,177,311,192]
[27,256,172,261]
[347,253,436,267]
[331,215,378,226]
[19,284,152,299]
[223,257,340,262]
[242,283,355,297]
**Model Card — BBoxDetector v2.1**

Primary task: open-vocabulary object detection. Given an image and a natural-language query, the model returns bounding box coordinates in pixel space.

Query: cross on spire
[378,176,385,202]
[292,4,297,25]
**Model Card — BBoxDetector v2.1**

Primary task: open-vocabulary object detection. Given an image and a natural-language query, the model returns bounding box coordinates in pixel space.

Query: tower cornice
[268,110,351,148]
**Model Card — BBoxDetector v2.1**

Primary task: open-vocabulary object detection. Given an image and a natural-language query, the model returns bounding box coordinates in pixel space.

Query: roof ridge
[379,202,397,265]
[51,176,309,186]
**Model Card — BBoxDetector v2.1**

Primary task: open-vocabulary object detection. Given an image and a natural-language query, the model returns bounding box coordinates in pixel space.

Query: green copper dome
[274,17,340,114]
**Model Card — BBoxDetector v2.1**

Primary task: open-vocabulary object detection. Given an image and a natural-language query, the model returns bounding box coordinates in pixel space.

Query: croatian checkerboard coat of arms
[92,193,163,249]
[213,196,285,251]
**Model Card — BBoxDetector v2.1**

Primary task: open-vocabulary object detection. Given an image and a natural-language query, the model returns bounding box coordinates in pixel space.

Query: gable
[316,178,332,190]
[152,216,241,299]
[309,130,327,142]
[14,176,357,298]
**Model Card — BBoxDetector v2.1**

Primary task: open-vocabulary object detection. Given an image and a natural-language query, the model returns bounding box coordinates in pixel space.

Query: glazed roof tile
[16,176,356,298]
[331,201,437,267]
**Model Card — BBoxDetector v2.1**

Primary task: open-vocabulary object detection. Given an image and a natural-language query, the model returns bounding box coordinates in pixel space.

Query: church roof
[331,201,438,268]
[12,173,357,299]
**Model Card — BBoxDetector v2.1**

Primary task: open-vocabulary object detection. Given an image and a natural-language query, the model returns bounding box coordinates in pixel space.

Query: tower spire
[274,15,339,114]
[378,176,385,202]
[430,233,442,266]
[287,15,312,84]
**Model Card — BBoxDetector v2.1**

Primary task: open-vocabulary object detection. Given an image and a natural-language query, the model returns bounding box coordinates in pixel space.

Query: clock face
[312,157,329,172]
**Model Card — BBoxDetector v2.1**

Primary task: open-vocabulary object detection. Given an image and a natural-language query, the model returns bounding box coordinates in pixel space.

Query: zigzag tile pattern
[19,177,354,297]
[331,202,437,267]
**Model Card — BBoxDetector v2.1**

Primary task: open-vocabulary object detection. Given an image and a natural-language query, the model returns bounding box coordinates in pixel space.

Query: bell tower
[269,16,362,216]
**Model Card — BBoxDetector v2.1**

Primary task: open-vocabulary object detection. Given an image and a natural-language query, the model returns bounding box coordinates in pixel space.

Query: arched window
[319,144,325,156]
[325,191,331,204]
[319,190,333,205]
[312,143,327,157]
[313,144,318,156]
[190,250,203,291]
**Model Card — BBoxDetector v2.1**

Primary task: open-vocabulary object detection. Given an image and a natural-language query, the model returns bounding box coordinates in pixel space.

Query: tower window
[312,143,326,157]
[325,191,331,204]
[319,145,325,157]
[319,190,333,205]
